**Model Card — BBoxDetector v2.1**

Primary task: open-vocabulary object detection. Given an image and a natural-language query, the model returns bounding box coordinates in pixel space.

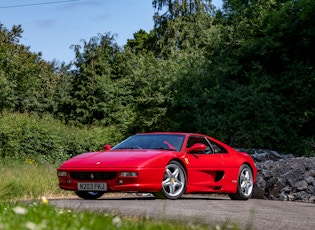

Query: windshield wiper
[151,147,173,150]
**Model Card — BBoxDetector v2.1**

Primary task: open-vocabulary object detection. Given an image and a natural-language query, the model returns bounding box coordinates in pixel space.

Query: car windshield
[112,134,185,152]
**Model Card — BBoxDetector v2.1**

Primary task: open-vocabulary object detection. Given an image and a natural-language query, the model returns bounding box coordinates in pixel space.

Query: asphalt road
[50,194,315,230]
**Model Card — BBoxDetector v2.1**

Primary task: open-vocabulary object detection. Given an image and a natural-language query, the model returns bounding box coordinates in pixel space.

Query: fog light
[120,172,138,177]
[118,179,123,185]
[66,179,71,184]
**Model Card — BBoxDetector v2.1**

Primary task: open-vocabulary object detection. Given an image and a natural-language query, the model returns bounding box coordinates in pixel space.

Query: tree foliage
[0,23,65,115]
[0,0,314,156]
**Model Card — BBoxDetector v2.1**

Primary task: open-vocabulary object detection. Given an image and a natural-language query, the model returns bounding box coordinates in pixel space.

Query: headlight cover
[120,172,138,177]
[57,171,68,177]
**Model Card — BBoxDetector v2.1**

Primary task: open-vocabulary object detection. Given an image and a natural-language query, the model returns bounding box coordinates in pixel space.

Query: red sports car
[57,132,257,200]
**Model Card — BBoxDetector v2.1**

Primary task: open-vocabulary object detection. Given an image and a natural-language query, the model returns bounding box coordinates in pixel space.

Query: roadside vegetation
[0,112,121,164]
[0,159,70,201]
[0,113,240,229]
[0,160,239,229]
[0,0,314,228]
[1,201,234,230]
[0,0,314,156]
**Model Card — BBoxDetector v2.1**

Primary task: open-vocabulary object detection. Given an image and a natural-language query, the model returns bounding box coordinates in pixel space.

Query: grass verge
[0,201,220,230]
[0,159,72,201]
[0,160,240,230]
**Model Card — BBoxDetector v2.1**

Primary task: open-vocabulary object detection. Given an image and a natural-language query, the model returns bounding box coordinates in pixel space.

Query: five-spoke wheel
[153,161,187,199]
[229,164,254,200]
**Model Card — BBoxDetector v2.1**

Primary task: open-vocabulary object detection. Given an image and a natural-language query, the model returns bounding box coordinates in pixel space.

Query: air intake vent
[70,172,117,180]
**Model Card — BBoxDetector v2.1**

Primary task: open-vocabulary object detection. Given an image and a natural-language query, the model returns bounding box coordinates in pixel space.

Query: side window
[186,136,213,154]
[208,139,228,153]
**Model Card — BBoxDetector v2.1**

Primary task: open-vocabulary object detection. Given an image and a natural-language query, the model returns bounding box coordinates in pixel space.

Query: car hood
[59,149,176,169]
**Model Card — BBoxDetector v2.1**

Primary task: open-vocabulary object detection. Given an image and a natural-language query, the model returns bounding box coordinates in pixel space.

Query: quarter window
[207,139,228,153]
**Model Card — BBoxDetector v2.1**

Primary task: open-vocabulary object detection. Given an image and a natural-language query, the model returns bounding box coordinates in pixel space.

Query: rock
[270,179,286,197]
[294,191,309,201]
[269,150,284,161]
[279,192,288,201]
[252,184,265,199]
[284,170,304,187]
[287,194,295,201]
[306,185,314,194]
[255,175,266,188]
[246,148,315,203]
[281,186,292,193]
[305,176,314,184]
[295,181,308,191]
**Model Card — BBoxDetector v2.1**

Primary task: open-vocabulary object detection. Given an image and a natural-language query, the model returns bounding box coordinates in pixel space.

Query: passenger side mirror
[186,143,207,153]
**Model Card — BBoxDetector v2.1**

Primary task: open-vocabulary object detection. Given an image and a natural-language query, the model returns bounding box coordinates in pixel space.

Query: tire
[75,191,105,200]
[229,164,254,200]
[153,161,186,200]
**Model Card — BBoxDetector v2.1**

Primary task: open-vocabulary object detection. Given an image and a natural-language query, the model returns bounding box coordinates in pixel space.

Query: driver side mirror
[186,143,207,153]
[103,144,112,151]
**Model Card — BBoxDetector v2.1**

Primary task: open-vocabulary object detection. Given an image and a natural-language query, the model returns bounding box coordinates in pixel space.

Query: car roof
[136,132,204,136]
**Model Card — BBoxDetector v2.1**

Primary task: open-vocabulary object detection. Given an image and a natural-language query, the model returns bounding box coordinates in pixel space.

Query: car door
[184,135,230,192]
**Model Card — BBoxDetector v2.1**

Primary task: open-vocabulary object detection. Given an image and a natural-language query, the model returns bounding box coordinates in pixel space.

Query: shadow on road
[49,193,230,201]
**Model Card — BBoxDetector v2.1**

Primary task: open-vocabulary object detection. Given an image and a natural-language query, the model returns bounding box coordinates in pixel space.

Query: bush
[0,112,122,164]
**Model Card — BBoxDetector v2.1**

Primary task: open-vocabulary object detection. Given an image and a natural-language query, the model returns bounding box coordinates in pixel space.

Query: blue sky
[0,0,222,63]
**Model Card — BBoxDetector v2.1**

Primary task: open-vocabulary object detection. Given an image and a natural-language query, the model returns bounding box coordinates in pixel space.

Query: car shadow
[47,193,230,201]
[97,193,230,201]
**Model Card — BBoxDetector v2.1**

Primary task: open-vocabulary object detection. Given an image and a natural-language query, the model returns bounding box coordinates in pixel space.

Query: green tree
[67,33,137,129]
[67,33,118,124]
[153,0,214,23]
[0,23,61,115]
[126,53,179,133]
[202,0,315,153]
[152,0,215,57]
[125,29,157,55]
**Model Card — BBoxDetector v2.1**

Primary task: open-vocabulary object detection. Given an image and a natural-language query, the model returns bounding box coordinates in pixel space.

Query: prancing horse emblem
[90,173,94,179]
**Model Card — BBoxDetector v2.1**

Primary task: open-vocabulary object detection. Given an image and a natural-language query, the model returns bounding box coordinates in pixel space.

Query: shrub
[0,112,121,164]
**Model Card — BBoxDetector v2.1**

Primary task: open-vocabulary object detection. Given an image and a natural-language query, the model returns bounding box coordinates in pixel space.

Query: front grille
[70,172,117,180]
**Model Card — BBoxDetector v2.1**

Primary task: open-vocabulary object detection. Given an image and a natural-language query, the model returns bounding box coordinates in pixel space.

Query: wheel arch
[167,158,188,174]
[241,161,257,183]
